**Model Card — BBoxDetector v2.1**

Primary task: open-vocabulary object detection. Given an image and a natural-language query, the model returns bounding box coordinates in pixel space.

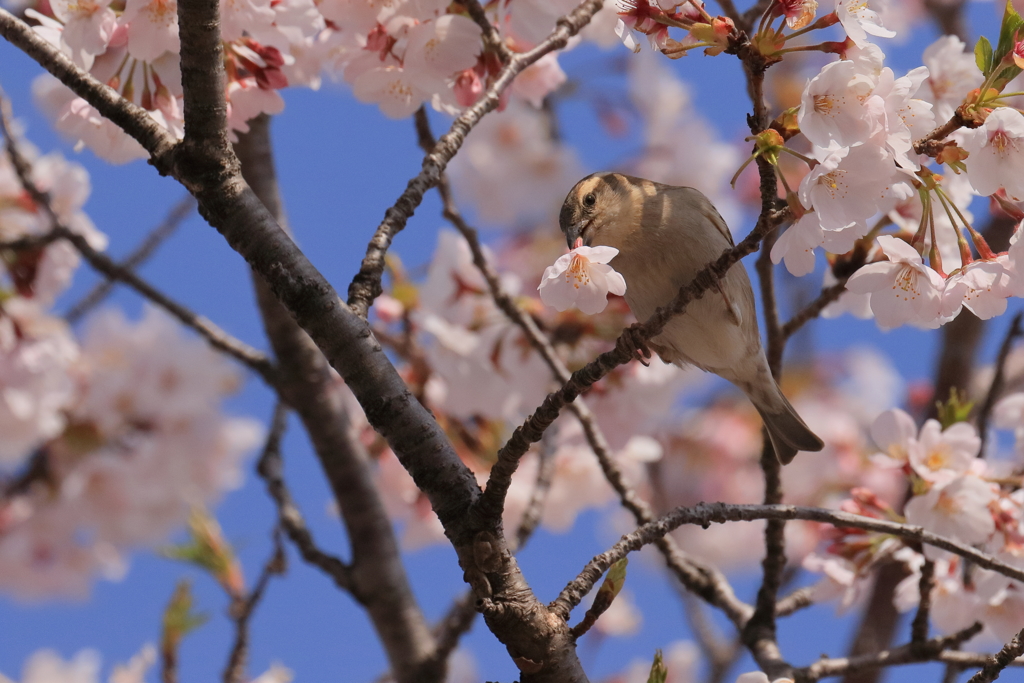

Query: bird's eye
[584,193,596,207]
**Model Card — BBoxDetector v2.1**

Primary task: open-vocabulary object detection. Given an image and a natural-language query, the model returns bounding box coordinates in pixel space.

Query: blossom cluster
[803,401,1024,643]
[0,145,260,598]
[14,0,635,162]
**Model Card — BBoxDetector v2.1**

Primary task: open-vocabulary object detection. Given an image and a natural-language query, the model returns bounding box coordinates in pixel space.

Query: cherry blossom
[0,300,78,466]
[799,60,882,148]
[835,0,895,47]
[960,107,1024,201]
[770,212,824,277]
[798,143,904,231]
[868,407,917,467]
[942,260,1013,321]
[904,475,997,555]
[779,0,818,29]
[908,419,980,485]
[448,102,584,227]
[121,0,180,62]
[49,0,117,64]
[538,245,627,315]
[845,235,946,329]
[920,35,983,122]
[0,306,262,596]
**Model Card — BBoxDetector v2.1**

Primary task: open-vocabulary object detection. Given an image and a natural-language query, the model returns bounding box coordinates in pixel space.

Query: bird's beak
[564,220,585,249]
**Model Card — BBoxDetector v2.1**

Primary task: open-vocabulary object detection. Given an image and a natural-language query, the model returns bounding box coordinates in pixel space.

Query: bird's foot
[620,323,652,366]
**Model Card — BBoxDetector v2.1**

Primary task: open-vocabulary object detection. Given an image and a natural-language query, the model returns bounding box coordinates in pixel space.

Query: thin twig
[254,403,358,599]
[967,627,1024,683]
[977,312,1023,453]
[514,423,558,552]
[774,586,815,618]
[65,194,197,323]
[346,0,605,319]
[462,0,512,61]
[0,91,274,382]
[794,623,984,682]
[552,503,1024,619]
[223,528,286,683]
[911,559,935,647]
[780,278,849,339]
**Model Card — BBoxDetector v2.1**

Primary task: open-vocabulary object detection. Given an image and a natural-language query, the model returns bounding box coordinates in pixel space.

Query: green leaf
[647,650,667,683]
[994,0,1024,67]
[595,557,628,605]
[976,35,994,76]
[935,387,973,429]
[161,580,208,652]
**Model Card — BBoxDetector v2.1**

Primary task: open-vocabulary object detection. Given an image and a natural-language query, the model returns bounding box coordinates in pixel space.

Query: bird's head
[558,172,638,250]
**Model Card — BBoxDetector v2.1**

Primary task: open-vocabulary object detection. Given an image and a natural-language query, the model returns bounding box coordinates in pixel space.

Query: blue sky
[1,3,1021,682]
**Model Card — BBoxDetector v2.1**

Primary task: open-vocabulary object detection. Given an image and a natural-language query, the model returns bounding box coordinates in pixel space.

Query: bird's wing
[697,200,734,247]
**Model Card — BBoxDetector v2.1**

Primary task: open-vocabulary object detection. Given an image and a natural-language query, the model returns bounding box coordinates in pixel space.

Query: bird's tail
[751,385,824,465]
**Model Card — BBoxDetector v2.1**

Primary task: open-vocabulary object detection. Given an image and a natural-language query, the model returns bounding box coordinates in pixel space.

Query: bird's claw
[621,324,652,366]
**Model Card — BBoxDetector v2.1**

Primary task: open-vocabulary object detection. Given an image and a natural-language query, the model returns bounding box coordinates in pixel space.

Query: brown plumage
[559,172,824,464]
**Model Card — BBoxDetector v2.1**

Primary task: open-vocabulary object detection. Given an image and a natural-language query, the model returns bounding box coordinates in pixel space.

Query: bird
[558,172,824,464]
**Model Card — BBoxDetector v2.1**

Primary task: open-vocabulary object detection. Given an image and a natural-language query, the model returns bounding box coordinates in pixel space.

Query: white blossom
[538,245,627,315]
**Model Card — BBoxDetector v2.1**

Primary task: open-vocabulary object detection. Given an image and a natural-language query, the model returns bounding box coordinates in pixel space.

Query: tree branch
[794,623,984,682]
[552,503,1024,618]
[967,627,1024,683]
[235,114,442,683]
[65,194,196,323]
[255,403,357,597]
[223,528,286,683]
[976,312,1023,453]
[0,88,275,381]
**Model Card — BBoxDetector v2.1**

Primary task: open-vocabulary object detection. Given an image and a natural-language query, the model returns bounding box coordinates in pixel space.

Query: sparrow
[559,172,824,464]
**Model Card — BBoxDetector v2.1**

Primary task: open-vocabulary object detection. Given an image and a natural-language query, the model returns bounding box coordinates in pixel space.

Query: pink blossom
[961,107,1024,201]
[845,235,945,329]
[779,0,818,29]
[49,0,117,61]
[835,0,895,46]
[942,261,1012,321]
[538,244,627,315]
[510,53,567,108]
[799,60,882,148]
[868,407,917,467]
[908,419,980,485]
[921,35,983,122]
[799,143,905,231]
[121,0,179,61]
[0,300,78,466]
[904,475,997,554]
[771,212,824,277]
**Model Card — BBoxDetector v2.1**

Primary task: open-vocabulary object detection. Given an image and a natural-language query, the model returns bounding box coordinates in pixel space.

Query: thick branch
[345,0,604,319]
[235,115,441,683]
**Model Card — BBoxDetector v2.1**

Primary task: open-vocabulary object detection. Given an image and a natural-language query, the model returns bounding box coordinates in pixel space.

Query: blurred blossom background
[2,0,1024,682]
